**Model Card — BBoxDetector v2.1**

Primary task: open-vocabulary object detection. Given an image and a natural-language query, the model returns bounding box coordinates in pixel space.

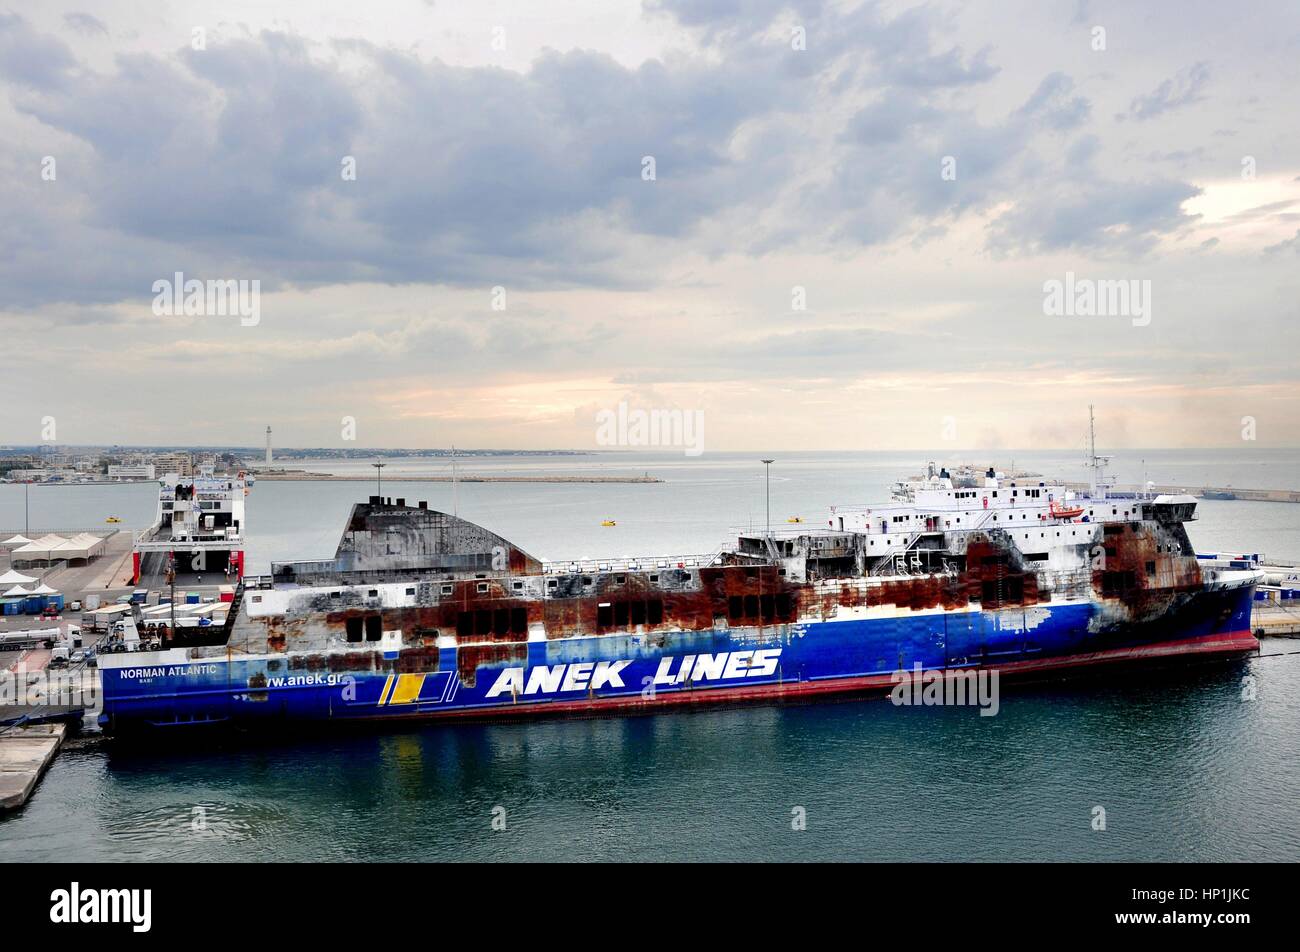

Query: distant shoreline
[254,472,663,484]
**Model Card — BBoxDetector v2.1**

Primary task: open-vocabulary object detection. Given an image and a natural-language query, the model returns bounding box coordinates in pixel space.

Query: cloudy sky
[2,0,1299,452]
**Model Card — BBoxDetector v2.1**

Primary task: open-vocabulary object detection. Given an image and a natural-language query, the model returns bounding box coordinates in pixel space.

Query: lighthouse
[265,426,272,466]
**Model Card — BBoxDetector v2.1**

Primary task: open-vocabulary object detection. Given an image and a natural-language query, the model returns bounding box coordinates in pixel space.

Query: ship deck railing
[729,525,856,540]
[541,550,727,575]
[134,530,242,547]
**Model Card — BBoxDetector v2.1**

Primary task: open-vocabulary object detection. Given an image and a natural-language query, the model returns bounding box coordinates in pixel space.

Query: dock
[254,472,664,483]
[0,722,66,811]
[1061,481,1300,503]
[1252,605,1300,638]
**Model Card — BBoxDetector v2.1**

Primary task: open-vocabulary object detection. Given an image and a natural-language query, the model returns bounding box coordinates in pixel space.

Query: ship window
[631,601,646,625]
[251,595,262,603]
[547,579,558,589]
[776,593,793,619]
[615,602,630,626]
[442,584,454,595]
[330,591,341,599]
[729,595,743,619]
[1146,561,1156,576]
[511,607,527,633]
[456,612,473,637]
[616,574,626,584]
[345,617,363,642]
[760,594,775,619]
[365,615,382,641]
[406,587,415,595]
[648,600,664,624]
[744,594,759,617]
[475,610,492,635]
[477,583,489,594]
[513,581,523,590]
[582,576,593,586]
[493,608,510,634]
[368,589,378,597]
[1102,570,1138,595]
[598,603,613,627]
[649,574,659,582]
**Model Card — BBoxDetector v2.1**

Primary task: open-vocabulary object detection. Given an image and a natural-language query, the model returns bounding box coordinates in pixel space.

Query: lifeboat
[1049,500,1085,519]
[786,516,804,523]
[105,516,123,523]
[601,520,617,527]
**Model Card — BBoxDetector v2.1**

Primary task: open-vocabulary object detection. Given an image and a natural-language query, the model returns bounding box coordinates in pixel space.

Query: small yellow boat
[786,516,804,523]
[600,520,617,527]
[105,516,123,524]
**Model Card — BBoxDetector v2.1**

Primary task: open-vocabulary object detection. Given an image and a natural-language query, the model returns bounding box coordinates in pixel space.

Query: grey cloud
[0,4,1228,318]
[63,12,108,37]
[1125,61,1211,121]
[1264,229,1300,254]
[988,177,1200,256]
[0,13,78,90]
[1016,73,1091,131]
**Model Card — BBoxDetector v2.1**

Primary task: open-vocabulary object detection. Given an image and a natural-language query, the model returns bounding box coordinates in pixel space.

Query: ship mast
[1087,404,1111,500]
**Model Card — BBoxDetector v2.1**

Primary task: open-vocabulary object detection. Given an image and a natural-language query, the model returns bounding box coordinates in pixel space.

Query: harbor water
[2,449,1299,861]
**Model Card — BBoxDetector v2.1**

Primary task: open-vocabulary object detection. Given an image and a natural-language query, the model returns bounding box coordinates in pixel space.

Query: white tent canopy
[11,532,105,562]
[1,534,33,547]
[2,585,31,597]
[31,583,59,595]
[0,569,36,585]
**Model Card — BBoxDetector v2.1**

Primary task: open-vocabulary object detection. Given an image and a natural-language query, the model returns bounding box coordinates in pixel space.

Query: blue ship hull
[97,583,1258,734]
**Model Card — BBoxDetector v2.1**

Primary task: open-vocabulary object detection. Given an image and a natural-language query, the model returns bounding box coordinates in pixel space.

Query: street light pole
[24,481,29,535]
[372,461,386,499]
[761,459,775,541]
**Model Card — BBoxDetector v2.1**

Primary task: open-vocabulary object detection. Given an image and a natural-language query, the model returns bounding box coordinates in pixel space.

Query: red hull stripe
[365,629,1261,724]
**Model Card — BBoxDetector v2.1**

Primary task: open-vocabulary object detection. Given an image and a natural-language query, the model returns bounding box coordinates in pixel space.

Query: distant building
[108,463,157,480]
[9,468,75,481]
[152,453,192,477]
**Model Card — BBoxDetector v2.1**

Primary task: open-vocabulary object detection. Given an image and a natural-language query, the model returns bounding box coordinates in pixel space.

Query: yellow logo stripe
[378,674,395,706]
[387,673,426,705]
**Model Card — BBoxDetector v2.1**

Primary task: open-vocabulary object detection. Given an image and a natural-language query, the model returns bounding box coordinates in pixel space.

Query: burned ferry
[96,458,1261,734]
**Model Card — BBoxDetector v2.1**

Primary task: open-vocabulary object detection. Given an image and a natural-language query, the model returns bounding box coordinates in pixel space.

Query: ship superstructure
[98,457,1260,734]
[131,467,250,587]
